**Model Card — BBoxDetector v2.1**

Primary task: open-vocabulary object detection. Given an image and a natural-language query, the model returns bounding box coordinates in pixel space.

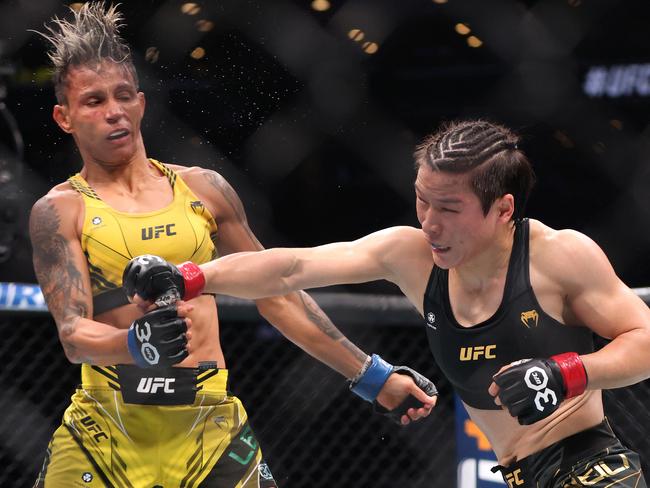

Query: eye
[440,207,459,213]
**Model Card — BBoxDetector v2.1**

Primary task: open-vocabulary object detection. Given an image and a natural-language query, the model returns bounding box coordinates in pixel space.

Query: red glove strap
[178,262,206,300]
[551,352,588,398]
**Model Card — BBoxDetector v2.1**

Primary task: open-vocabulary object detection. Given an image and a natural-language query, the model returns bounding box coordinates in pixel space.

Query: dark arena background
[1,1,650,487]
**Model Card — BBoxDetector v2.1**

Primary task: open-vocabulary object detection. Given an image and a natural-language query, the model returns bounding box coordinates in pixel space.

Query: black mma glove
[349,354,438,425]
[493,352,587,425]
[123,254,205,306]
[127,305,188,368]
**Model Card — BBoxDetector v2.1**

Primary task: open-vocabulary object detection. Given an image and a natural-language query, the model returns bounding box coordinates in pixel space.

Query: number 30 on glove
[492,352,588,425]
[127,305,188,368]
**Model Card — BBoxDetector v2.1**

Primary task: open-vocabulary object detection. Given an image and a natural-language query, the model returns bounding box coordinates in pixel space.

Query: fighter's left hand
[376,370,437,425]
[488,353,587,425]
[348,354,437,426]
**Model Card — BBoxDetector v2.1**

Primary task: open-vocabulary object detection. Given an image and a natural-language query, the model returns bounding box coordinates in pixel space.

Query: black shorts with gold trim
[494,419,646,488]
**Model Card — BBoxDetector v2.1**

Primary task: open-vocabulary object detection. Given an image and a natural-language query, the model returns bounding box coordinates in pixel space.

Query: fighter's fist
[127,305,189,367]
[123,255,205,306]
[491,352,587,425]
[350,354,438,425]
[375,365,438,425]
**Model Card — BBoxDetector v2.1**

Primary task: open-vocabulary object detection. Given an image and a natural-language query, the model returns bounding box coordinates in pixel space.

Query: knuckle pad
[496,371,523,388]
[395,366,437,396]
[492,373,508,386]
[166,318,186,332]
[155,304,178,318]
[163,333,186,347]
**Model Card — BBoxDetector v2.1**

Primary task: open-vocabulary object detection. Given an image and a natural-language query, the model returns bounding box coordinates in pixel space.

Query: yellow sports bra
[68,159,218,315]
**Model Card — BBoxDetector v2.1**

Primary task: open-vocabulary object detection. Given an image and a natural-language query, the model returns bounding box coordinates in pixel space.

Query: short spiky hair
[33,2,137,104]
[414,120,535,220]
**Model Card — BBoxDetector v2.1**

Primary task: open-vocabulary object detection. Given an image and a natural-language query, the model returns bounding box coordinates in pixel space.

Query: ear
[53,105,72,133]
[138,91,145,114]
[496,194,515,222]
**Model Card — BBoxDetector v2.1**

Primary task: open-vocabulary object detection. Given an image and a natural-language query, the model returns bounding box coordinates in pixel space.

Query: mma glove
[127,305,189,368]
[493,352,588,425]
[123,255,205,306]
[349,354,438,425]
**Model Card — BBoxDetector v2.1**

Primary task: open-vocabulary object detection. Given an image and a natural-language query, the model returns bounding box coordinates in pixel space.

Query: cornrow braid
[414,120,535,220]
[31,2,137,104]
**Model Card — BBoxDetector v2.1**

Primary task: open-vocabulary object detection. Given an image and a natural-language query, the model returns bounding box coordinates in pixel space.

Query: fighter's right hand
[123,255,205,307]
[127,304,189,368]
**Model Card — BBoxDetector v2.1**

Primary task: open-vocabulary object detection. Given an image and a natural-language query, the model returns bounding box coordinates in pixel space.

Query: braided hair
[414,120,535,220]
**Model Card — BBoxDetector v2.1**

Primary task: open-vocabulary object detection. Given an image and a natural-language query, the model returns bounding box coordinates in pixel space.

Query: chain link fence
[0,306,455,488]
[0,2,648,486]
[1,292,649,488]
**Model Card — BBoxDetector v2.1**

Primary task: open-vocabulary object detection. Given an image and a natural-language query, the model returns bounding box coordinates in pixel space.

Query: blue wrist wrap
[127,326,149,368]
[350,354,394,402]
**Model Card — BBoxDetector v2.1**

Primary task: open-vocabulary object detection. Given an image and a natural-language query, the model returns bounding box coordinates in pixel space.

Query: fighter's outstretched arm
[125,168,436,423]
[202,227,411,299]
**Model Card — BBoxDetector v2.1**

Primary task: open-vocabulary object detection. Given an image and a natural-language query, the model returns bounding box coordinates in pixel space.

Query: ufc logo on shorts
[505,468,524,487]
[137,377,176,394]
[524,366,557,412]
[576,454,630,484]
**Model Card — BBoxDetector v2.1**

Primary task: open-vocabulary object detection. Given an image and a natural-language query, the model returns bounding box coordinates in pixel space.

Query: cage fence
[0,291,649,488]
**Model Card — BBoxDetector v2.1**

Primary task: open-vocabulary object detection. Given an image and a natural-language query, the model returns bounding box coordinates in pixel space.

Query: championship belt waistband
[492,419,618,487]
[80,362,228,406]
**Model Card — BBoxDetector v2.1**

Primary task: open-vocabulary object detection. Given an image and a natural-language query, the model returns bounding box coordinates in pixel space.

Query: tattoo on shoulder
[202,170,263,249]
[298,292,366,362]
[30,199,88,325]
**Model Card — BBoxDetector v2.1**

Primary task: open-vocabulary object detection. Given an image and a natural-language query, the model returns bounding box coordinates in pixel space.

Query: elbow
[255,295,292,320]
[57,318,84,364]
[278,254,302,294]
[61,341,84,364]
[249,251,300,298]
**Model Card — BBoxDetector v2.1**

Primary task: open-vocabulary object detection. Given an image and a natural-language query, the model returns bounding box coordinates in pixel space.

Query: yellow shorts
[34,364,278,488]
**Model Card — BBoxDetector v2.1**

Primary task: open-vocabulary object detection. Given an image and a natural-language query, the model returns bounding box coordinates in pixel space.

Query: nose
[105,97,125,123]
[420,207,442,238]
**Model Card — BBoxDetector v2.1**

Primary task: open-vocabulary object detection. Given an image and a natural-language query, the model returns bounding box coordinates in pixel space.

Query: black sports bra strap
[504,218,530,300]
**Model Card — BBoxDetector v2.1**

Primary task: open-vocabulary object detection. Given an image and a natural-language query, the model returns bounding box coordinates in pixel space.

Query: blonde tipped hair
[33,2,137,103]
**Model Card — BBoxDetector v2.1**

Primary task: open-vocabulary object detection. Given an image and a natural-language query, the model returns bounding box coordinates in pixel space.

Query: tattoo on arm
[202,172,368,365]
[30,199,89,361]
[202,170,264,250]
[298,292,367,363]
